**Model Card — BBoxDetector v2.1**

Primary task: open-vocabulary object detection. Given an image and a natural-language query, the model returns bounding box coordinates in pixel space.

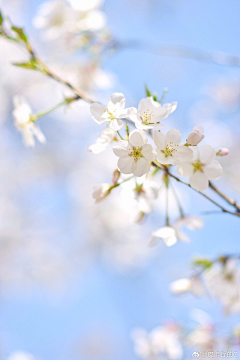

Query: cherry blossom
[186,125,205,146]
[177,145,223,191]
[88,129,116,154]
[217,147,229,156]
[113,130,156,177]
[170,276,205,296]
[90,93,130,131]
[13,96,46,147]
[129,96,177,130]
[153,129,193,166]
[131,324,183,360]
[150,216,203,246]
[92,184,111,203]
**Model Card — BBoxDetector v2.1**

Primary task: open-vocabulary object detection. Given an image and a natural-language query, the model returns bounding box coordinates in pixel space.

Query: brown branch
[209,181,240,212]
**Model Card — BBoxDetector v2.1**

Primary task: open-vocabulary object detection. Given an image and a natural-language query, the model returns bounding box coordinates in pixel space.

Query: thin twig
[209,181,240,212]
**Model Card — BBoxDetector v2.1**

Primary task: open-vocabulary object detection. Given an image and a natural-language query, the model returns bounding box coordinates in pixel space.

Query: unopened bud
[186,125,204,146]
[92,184,111,203]
[217,147,229,156]
[112,169,120,185]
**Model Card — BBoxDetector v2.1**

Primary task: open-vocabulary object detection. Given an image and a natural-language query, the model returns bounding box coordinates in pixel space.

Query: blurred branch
[152,161,240,218]
[109,39,240,67]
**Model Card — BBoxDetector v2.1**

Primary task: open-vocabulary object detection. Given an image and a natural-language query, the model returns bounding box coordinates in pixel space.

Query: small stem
[209,181,240,212]
[117,131,124,140]
[169,181,184,217]
[166,179,169,226]
[31,96,78,121]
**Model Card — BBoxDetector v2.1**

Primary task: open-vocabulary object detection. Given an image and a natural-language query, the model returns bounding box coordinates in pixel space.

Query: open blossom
[150,216,203,247]
[113,130,155,177]
[131,324,183,360]
[92,183,111,203]
[203,259,240,315]
[186,125,204,146]
[170,276,205,296]
[13,96,46,147]
[153,129,193,165]
[90,93,130,131]
[88,129,116,154]
[129,96,177,130]
[177,145,223,191]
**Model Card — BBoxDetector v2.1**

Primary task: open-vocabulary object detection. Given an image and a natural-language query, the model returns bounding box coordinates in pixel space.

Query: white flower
[177,145,223,191]
[90,93,130,131]
[186,125,204,146]
[150,216,203,247]
[131,324,183,360]
[153,129,193,165]
[129,96,177,130]
[13,96,46,147]
[113,130,155,177]
[92,184,111,203]
[121,177,159,214]
[67,0,103,12]
[88,129,116,154]
[170,276,205,296]
[203,259,240,315]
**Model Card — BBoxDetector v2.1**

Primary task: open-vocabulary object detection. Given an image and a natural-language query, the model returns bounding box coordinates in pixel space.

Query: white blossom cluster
[131,315,240,360]
[170,257,240,315]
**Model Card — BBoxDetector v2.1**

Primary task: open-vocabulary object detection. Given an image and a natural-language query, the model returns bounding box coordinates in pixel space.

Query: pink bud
[218,147,229,156]
[112,169,120,185]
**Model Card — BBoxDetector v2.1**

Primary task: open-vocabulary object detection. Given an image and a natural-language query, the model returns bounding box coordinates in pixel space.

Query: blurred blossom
[7,352,36,360]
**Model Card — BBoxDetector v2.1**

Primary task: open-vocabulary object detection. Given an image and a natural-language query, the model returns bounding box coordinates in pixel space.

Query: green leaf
[152,93,158,102]
[11,26,28,43]
[0,11,4,26]
[192,259,212,269]
[145,84,151,97]
[12,61,38,70]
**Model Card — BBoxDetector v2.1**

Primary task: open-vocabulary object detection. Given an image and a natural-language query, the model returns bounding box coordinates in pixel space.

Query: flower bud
[92,184,111,203]
[186,125,204,146]
[112,169,120,185]
[217,147,229,156]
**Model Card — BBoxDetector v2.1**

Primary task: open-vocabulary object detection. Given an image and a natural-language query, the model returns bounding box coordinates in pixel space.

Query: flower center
[192,160,205,173]
[104,108,117,121]
[161,142,178,157]
[128,146,143,161]
[140,109,154,125]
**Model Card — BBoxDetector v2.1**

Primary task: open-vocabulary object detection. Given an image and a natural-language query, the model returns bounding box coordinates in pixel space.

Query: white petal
[141,144,154,161]
[90,103,108,124]
[170,278,191,294]
[156,149,172,165]
[199,144,216,164]
[166,129,181,145]
[32,124,46,144]
[176,229,190,242]
[189,172,209,191]
[191,146,200,162]
[117,157,134,174]
[204,160,223,180]
[138,97,155,113]
[175,146,193,161]
[132,158,150,177]
[108,92,126,111]
[113,140,129,157]
[177,162,194,177]
[152,226,175,239]
[129,129,148,147]
[107,118,123,131]
[153,130,166,150]
[164,235,177,246]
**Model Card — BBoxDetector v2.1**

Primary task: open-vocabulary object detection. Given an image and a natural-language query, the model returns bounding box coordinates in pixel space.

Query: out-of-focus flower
[170,276,205,296]
[67,0,103,12]
[129,96,177,130]
[113,129,155,177]
[121,177,159,215]
[153,129,192,166]
[90,93,130,131]
[203,259,240,315]
[92,183,111,203]
[131,323,183,360]
[150,216,203,247]
[217,147,229,156]
[89,129,116,154]
[186,323,215,352]
[186,125,204,146]
[13,96,46,147]
[177,145,223,191]
[7,351,36,360]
